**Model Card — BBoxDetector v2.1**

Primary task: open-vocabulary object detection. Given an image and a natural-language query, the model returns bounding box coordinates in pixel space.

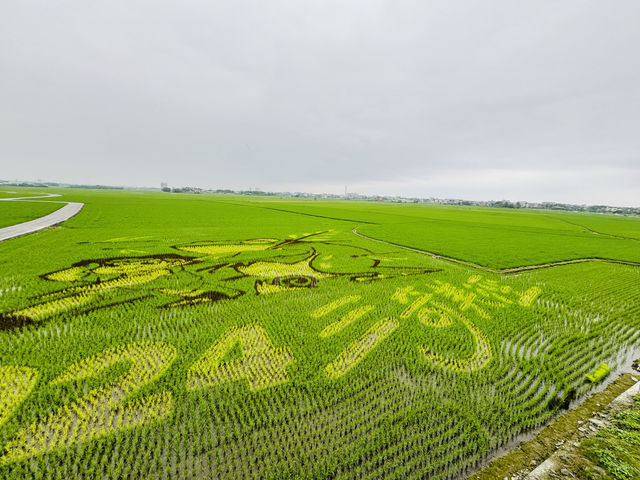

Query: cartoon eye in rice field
[273,275,318,289]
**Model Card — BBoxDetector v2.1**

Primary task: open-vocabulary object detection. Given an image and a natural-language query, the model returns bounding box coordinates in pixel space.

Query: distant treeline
[2,180,637,215]
[0,182,124,190]
[164,187,640,216]
[69,185,124,190]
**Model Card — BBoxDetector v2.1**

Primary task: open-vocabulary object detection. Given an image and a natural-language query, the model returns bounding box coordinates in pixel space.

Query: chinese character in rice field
[313,276,542,377]
[396,276,541,372]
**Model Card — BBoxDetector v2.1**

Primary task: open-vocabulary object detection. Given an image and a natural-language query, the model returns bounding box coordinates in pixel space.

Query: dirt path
[0,194,84,242]
[352,227,640,274]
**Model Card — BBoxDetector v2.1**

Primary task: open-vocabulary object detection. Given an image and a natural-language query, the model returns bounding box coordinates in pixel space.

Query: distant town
[2,179,639,216]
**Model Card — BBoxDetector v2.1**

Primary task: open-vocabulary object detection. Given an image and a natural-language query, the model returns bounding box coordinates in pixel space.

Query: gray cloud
[1,0,639,205]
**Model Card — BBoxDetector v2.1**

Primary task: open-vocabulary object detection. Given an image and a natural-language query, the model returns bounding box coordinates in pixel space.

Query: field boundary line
[352,227,640,274]
[220,200,379,224]
[0,194,84,242]
[259,206,379,224]
[544,214,640,243]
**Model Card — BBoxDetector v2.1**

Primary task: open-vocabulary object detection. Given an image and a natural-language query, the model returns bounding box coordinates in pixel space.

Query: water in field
[1,191,639,479]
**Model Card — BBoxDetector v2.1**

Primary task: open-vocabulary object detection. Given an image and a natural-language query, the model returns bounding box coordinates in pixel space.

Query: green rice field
[1,188,639,479]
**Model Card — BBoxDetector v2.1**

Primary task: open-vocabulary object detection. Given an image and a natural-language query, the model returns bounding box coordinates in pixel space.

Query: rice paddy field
[1,188,639,479]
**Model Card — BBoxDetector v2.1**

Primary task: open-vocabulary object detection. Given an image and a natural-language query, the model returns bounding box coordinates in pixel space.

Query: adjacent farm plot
[356,218,640,269]
[0,190,639,480]
[228,198,640,268]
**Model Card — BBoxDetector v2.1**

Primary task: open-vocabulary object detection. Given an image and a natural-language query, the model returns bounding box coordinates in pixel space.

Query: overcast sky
[1,1,639,206]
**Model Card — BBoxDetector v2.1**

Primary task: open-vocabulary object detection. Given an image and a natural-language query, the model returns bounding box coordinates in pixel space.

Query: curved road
[0,194,84,242]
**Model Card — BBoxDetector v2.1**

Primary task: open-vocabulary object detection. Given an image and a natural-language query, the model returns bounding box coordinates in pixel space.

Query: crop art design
[395,275,541,372]
[0,255,197,330]
[172,232,441,297]
[310,275,542,377]
[0,276,544,464]
[1,342,177,464]
[0,232,440,330]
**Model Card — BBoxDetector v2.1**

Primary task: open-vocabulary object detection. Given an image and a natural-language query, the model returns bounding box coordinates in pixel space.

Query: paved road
[0,194,84,242]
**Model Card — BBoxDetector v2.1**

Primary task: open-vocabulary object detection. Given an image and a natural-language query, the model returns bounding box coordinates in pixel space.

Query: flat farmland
[1,189,639,479]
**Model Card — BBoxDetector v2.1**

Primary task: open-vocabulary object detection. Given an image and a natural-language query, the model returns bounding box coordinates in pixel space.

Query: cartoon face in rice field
[0,232,440,329]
